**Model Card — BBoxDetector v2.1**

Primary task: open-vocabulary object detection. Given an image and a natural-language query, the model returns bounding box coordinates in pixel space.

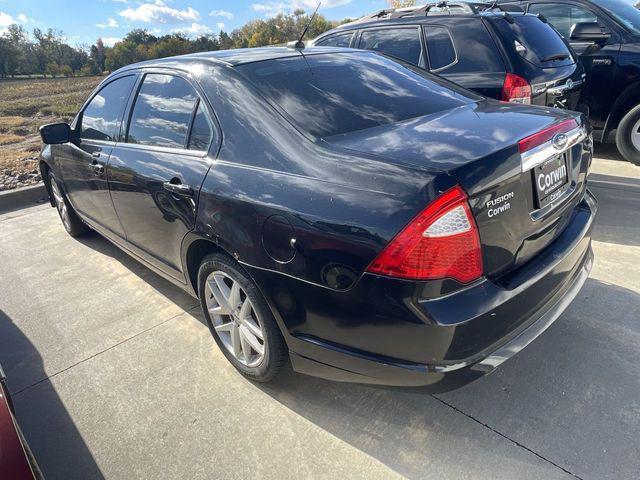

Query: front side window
[597,0,640,35]
[236,52,479,139]
[316,32,353,47]
[127,74,198,149]
[424,26,457,71]
[81,75,136,141]
[358,28,422,66]
[528,3,598,38]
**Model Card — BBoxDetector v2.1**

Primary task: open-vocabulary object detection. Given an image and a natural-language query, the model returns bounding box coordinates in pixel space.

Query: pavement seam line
[430,394,585,480]
[13,304,200,397]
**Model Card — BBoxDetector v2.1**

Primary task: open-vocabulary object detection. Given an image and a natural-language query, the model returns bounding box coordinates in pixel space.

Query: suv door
[58,74,137,237]
[527,1,620,125]
[422,20,506,99]
[108,72,219,281]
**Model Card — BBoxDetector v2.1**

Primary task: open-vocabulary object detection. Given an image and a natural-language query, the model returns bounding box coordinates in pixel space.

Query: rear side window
[527,3,598,38]
[426,23,505,74]
[81,75,136,141]
[188,101,214,151]
[316,32,353,47]
[358,28,422,65]
[489,15,575,67]
[127,74,198,149]
[424,26,457,70]
[236,52,479,138]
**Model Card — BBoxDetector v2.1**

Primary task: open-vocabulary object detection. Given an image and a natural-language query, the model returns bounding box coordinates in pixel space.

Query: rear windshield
[235,52,479,138]
[489,14,575,67]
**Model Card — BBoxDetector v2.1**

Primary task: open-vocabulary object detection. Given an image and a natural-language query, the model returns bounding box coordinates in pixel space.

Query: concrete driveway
[1,146,638,480]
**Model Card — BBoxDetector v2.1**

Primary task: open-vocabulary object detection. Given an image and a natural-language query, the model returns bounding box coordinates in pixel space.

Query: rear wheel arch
[604,81,640,140]
[184,237,235,297]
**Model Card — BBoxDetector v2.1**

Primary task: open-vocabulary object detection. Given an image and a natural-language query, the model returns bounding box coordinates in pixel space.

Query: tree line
[0,10,349,78]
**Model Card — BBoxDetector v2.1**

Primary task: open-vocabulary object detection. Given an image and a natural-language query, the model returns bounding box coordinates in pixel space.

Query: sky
[0,0,388,47]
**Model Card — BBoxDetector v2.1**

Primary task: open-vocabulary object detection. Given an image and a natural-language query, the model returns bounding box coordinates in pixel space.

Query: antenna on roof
[287,2,321,49]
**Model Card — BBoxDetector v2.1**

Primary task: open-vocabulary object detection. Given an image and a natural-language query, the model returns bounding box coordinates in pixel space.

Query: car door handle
[91,151,101,158]
[163,181,194,197]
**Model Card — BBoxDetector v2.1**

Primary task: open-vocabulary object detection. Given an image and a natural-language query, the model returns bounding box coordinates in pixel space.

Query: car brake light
[518,118,578,154]
[366,186,483,283]
[501,73,531,104]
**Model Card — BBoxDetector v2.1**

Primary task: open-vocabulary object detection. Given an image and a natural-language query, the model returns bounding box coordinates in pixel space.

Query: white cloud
[96,17,119,28]
[209,9,233,19]
[101,36,122,47]
[171,22,211,36]
[216,22,224,30]
[250,0,351,17]
[0,11,32,27]
[119,3,200,24]
[0,12,13,27]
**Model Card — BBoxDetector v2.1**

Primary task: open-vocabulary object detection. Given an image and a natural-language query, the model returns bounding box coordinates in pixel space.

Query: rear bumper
[251,190,597,390]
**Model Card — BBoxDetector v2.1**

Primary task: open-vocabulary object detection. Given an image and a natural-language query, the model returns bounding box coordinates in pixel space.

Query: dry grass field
[0,76,104,191]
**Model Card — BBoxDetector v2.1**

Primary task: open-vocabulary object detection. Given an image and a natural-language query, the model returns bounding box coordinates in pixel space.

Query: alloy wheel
[50,178,71,231]
[631,117,640,152]
[205,270,267,367]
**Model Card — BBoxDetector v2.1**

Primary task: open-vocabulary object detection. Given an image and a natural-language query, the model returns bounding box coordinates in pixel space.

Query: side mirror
[570,22,611,42]
[39,123,71,145]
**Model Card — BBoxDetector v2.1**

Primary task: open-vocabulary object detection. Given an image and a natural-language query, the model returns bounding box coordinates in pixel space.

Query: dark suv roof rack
[352,1,523,23]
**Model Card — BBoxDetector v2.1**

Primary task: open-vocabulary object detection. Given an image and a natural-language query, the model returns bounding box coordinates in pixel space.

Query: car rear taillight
[366,186,482,283]
[518,118,578,154]
[501,73,531,104]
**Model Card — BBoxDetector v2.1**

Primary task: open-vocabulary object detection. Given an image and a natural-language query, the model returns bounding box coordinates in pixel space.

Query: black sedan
[39,47,596,390]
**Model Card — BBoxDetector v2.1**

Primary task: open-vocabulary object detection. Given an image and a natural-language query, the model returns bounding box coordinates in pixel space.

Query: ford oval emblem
[552,133,568,150]
[566,79,573,89]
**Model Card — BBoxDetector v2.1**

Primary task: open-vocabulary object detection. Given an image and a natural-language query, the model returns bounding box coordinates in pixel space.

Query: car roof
[316,2,527,36]
[113,46,357,73]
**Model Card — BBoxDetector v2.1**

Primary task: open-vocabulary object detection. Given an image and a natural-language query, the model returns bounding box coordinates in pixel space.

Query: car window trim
[422,24,459,72]
[76,73,138,143]
[121,69,219,156]
[356,25,425,67]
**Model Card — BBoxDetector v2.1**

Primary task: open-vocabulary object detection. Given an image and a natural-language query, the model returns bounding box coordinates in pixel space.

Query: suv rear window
[236,52,478,138]
[358,28,422,66]
[488,14,575,67]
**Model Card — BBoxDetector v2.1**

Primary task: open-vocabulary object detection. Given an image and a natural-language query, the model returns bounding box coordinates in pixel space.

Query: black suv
[312,3,585,109]
[497,0,640,164]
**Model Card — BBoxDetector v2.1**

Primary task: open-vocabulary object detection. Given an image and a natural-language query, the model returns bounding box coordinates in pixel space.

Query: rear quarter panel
[194,64,452,290]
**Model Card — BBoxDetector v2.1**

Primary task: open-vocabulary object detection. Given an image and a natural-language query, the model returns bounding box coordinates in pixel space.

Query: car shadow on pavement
[254,278,640,480]
[74,230,198,312]
[0,309,105,480]
[593,143,625,161]
[590,176,640,247]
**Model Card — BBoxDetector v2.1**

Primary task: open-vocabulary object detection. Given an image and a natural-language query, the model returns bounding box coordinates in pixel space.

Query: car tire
[197,253,288,382]
[615,104,640,166]
[48,171,90,237]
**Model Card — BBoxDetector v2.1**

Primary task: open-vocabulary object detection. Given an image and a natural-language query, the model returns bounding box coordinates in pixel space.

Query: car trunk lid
[323,101,591,279]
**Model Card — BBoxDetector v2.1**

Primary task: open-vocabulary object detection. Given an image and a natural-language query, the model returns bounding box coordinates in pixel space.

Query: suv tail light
[366,186,483,283]
[501,73,531,104]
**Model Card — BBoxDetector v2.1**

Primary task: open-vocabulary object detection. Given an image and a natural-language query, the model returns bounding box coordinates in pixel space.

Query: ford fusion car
[39,47,596,390]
